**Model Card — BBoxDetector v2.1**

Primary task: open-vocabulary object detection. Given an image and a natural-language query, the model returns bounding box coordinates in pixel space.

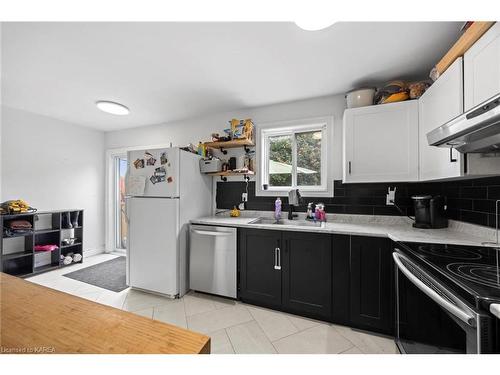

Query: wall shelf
[204,139,254,149]
[207,170,254,182]
[204,139,255,155]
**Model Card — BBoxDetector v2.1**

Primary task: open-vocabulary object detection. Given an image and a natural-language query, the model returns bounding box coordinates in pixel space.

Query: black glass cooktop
[398,242,500,306]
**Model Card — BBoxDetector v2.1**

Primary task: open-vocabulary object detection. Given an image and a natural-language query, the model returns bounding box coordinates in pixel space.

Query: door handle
[274,247,281,270]
[393,251,475,326]
[348,161,352,175]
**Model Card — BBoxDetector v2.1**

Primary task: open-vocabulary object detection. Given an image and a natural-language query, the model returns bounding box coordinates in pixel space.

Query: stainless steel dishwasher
[189,225,237,298]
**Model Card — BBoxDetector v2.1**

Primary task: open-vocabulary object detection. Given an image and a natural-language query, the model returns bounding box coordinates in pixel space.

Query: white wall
[105,94,347,180]
[1,106,105,252]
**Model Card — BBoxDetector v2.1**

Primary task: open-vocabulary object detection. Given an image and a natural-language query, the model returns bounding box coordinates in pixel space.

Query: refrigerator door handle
[124,197,131,224]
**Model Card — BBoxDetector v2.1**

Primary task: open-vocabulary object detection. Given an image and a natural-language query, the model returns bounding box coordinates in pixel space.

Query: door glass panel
[116,157,128,249]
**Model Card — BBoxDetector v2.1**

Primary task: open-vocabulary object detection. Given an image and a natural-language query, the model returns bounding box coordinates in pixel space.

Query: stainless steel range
[394,242,500,354]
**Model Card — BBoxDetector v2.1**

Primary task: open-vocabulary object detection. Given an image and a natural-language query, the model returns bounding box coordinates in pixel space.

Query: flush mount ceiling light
[295,18,335,31]
[96,100,130,115]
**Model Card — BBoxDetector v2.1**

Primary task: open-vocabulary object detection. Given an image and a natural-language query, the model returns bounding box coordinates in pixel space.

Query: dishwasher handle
[191,229,233,237]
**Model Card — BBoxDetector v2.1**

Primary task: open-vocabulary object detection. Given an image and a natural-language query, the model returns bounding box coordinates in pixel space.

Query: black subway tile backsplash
[216,176,500,228]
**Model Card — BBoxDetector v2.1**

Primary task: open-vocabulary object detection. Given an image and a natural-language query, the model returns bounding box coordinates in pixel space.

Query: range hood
[427,93,500,153]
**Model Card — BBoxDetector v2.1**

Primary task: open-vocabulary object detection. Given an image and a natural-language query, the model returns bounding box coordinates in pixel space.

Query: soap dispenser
[274,197,282,221]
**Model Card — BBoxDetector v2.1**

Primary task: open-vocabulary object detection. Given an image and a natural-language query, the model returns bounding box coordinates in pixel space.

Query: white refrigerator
[125,147,212,297]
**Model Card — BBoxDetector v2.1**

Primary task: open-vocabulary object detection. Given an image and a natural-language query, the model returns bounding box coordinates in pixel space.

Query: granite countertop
[190,211,497,247]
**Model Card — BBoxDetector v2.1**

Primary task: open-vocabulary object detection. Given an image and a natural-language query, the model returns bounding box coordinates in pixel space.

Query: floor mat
[63,256,127,292]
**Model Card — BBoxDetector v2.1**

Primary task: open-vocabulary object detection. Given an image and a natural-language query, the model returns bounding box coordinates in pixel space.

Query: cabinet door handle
[450,148,457,163]
[348,161,352,175]
[274,247,281,270]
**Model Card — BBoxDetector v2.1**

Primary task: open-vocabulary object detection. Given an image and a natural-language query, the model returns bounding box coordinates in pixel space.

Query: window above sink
[255,117,334,197]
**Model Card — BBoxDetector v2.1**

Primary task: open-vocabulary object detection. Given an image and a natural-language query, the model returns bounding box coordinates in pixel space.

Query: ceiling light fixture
[96,100,130,115]
[294,19,334,31]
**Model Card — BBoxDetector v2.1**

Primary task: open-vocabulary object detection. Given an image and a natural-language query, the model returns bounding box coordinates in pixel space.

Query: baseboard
[83,248,105,257]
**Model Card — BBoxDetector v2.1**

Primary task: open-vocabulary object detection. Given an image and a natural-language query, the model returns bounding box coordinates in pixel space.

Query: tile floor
[26,253,399,354]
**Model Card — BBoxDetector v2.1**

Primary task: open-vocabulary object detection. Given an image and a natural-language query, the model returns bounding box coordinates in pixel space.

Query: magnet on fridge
[133,159,145,169]
[150,175,158,184]
[146,157,157,166]
[167,176,173,183]
[154,166,166,176]
[160,152,168,165]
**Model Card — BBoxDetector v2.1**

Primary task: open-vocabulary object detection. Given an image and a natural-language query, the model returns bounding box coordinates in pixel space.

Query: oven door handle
[393,252,475,327]
[490,303,500,319]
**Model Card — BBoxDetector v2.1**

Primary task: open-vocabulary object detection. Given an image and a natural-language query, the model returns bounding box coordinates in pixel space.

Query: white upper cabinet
[419,57,464,181]
[464,22,500,111]
[343,101,419,183]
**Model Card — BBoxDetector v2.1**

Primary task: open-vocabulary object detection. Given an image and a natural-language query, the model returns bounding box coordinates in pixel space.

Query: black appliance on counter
[394,242,500,354]
[412,195,448,229]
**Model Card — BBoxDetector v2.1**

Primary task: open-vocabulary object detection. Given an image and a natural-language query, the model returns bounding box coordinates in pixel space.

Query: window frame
[256,117,333,197]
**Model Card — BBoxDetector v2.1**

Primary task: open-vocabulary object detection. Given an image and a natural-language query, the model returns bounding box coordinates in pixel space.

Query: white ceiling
[1,22,462,131]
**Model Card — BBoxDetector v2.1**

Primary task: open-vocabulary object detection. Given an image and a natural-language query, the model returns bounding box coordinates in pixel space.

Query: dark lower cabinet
[238,228,394,336]
[239,228,282,308]
[332,234,351,325]
[239,228,332,320]
[282,231,332,320]
[350,235,394,335]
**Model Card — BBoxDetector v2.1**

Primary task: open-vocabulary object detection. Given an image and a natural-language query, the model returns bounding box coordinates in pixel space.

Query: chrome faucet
[288,189,301,220]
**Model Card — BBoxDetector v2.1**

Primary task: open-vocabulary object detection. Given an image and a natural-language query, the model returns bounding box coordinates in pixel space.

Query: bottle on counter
[274,197,282,221]
[306,202,314,220]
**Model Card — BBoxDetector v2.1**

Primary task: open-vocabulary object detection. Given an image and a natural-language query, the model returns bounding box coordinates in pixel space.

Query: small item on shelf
[197,142,206,157]
[375,80,409,105]
[230,206,241,217]
[0,199,37,215]
[62,255,73,266]
[62,238,77,246]
[211,133,220,142]
[232,168,249,174]
[228,157,236,170]
[408,81,430,99]
[34,251,53,268]
[71,211,80,228]
[3,219,33,237]
[199,158,222,173]
[34,244,59,252]
[72,253,82,263]
[221,162,229,172]
[62,212,72,229]
[345,87,376,108]
[223,128,233,140]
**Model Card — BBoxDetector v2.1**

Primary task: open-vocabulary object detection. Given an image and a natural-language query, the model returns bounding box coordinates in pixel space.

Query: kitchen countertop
[0,272,210,354]
[191,212,497,247]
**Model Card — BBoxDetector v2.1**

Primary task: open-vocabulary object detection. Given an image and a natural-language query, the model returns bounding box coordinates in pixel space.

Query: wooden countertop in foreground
[0,273,210,354]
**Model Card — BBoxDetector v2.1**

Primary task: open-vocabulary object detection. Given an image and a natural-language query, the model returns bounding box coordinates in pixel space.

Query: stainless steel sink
[249,217,325,227]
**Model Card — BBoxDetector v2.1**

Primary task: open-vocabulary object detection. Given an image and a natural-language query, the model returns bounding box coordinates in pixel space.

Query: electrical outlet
[242,192,248,202]
[386,187,396,205]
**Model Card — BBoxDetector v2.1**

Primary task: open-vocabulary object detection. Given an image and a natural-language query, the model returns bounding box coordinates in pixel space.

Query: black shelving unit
[1,209,84,278]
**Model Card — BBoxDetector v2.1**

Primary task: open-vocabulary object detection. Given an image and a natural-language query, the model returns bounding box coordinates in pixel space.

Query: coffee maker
[412,195,448,229]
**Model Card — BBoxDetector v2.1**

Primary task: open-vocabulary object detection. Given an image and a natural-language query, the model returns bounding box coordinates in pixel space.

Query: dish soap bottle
[274,197,282,221]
